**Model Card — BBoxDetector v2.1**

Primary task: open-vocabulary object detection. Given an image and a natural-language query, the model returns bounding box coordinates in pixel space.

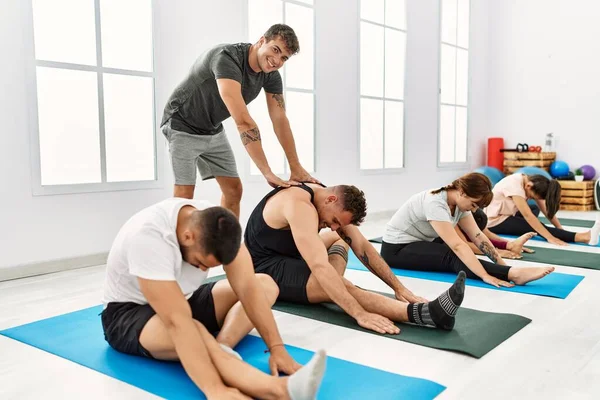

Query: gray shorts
[162,120,239,185]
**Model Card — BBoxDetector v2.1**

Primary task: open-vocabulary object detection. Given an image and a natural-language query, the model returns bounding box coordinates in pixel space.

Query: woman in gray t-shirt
[381,173,555,287]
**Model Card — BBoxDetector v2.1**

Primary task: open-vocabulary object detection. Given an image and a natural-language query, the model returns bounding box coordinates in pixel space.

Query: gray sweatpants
[162,120,239,185]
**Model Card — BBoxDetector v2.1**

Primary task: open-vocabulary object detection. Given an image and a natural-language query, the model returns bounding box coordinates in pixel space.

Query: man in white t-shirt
[102,198,326,400]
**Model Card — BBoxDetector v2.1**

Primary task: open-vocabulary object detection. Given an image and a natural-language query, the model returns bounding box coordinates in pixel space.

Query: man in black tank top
[243,183,468,333]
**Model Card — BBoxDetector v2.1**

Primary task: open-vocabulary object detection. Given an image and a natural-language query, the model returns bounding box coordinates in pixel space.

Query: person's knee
[255,273,280,302]
[221,179,243,203]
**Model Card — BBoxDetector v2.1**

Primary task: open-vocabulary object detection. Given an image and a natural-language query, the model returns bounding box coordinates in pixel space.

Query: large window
[247,0,315,175]
[28,0,157,195]
[359,0,406,170]
[439,0,470,165]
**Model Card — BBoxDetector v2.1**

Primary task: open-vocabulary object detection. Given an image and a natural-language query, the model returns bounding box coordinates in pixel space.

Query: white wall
[1,0,489,270]
[484,0,600,175]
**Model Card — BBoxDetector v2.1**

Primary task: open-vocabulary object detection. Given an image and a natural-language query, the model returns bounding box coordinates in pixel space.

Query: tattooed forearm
[359,252,377,275]
[477,240,498,263]
[272,93,286,110]
[239,127,261,146]
[337,229,352,246]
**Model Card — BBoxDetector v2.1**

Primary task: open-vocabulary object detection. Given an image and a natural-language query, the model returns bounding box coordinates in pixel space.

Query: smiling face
[256,36,293,73]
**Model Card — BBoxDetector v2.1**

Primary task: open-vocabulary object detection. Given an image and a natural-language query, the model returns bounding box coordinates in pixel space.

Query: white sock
[219,343,242,361]
[287,349,327,400]
[588,214,600,245]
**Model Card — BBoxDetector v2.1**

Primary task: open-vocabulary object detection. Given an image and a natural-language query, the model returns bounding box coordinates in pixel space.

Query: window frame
[437,0,472,169]
[245,0,317,179]
[25,0,163,196]
[357,0,408,173]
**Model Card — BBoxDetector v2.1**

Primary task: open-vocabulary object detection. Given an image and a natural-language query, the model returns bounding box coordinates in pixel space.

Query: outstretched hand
[483,275,514,288]
[395,288,428,304]
[268,346,302,376]
[289,166,321,185]
[263,171,300,188]
[356,311,400,334]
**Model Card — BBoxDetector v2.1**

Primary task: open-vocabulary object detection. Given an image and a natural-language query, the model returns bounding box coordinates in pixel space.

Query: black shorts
[101,281,218,358]
[254,257,312,304]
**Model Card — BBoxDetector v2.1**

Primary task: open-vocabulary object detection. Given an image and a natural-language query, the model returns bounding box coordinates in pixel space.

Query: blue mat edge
[0,305,447,400]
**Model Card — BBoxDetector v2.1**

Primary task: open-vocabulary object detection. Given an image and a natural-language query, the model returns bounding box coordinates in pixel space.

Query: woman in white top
[381,173,554,287]
[486,174,600,246]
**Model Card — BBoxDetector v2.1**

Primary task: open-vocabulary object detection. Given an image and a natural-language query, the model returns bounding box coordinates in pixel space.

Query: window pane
[360,22,384,97]
[385,28,406,100]
[440,44,456,104]
[360,0,384,24]
[284,3,313,90]
[385,0,406,30]
[384,101,404,168]
[441,0,457,45]
[32,0,97,65]
[455,107,468,162]
[100,0,153,72]
[286,91,314,172]
[360,98,384,169]
[36,67,101,185]
[456,48,469,106]
[248,90,284,175]
[439,105,455,163]
[457,0,470,48]
[248,0,282,41]
[103,74,155,182]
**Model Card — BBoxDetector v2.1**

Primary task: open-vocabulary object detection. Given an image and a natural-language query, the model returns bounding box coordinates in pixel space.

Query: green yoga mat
[539,217,595,228]
[206,275,530,358]
[520,246,600,270]
[273,293,531,359]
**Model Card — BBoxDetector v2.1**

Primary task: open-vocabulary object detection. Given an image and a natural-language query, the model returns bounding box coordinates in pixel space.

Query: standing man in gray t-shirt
[161,24,318,217]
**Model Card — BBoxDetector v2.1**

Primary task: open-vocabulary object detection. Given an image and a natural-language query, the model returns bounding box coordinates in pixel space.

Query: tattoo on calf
[272,94,286,110]
[328,244,349,262]
[478,241,498,263]
[240,127,261,146]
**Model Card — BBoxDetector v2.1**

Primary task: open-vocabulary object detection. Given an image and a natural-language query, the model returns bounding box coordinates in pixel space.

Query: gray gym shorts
[162,120,239,184]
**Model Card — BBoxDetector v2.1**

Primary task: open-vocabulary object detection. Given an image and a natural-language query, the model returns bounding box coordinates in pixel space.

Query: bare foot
[509,266,555,285]
[507,232,537,254]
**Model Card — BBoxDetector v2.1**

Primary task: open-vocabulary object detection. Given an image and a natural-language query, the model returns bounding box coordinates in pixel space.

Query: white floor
[1,211,600,399]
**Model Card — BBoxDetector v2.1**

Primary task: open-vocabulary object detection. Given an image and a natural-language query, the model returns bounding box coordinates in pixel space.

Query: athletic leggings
[488,204,576,242]
[380,240,511,281]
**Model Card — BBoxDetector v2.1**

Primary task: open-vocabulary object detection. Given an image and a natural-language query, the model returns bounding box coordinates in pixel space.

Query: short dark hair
[264,24,300,55]
[193,207,241,265]
[335,185,367,225]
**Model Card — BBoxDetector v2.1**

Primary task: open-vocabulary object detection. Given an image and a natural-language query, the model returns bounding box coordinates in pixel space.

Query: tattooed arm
[432,218,513,287]
[337,226,428,303]
[216,78,272,174]
[266,92,319,184]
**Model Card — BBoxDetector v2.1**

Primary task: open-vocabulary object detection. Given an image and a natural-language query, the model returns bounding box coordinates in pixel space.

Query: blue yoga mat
[0,306,445,400]
[347,252,583,299]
